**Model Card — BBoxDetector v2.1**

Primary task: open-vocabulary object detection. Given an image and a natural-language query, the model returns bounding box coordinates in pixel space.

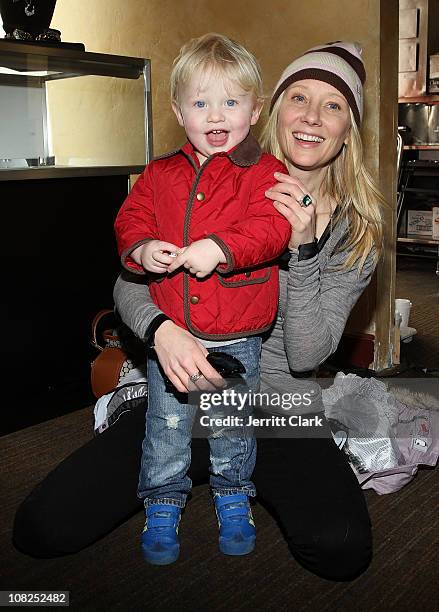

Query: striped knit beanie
[270,42,365,125]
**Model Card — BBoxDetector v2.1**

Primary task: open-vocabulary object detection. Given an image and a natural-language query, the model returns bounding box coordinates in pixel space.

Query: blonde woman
[15,42,384,581]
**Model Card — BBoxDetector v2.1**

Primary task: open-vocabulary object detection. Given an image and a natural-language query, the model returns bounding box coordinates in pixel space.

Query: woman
[14,42,384,581]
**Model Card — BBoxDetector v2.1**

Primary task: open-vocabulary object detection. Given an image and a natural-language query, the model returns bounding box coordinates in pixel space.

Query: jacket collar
[156,131,262,167]
[227,131,262,166]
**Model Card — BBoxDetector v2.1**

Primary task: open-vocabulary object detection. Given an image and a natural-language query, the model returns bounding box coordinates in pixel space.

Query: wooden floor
[1,257,438,611]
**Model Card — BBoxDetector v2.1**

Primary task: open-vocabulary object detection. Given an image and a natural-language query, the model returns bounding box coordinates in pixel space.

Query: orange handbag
[90,309,133,398]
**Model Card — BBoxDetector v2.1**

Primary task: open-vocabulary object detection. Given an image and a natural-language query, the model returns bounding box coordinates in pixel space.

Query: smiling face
[277,79,351,172]
[172,67,263,164]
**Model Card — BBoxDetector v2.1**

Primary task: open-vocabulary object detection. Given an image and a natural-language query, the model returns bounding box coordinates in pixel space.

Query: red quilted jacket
[114,133,291,340]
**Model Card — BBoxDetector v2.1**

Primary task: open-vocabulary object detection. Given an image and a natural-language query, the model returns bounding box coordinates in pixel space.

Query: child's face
[172,68,263,164]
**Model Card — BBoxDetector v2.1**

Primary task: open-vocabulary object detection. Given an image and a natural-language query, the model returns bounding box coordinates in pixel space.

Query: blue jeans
[138,336,262,508]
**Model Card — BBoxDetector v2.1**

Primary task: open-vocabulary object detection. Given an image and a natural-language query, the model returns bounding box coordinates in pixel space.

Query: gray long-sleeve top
[113,216,376,415]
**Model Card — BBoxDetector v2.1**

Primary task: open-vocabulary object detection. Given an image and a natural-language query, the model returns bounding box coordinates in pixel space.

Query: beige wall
[52,0,391,164]
[51,0,398,369]
[46,75,146,166]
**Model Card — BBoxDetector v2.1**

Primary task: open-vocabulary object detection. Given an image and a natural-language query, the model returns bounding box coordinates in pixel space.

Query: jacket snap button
[190,295,200,304]
[244,272,251,278]
[196,192,205,201]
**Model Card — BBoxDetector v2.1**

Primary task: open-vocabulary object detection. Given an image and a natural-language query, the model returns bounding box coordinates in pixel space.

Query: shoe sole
[141,544,180,565]
[219,537,255,556]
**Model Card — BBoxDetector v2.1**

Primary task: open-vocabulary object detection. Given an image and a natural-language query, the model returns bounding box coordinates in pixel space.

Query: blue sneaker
[214,494,256,556]
[141,503,181,565]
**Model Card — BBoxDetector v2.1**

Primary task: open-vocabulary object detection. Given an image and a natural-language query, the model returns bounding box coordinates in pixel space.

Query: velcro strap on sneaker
[214,494,249,508]
[147,516,177,528]
[220,506,248,519]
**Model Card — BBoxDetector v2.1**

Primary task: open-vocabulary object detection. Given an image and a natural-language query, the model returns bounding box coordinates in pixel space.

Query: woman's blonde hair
[261,94,384,272]
[170,33,264,104]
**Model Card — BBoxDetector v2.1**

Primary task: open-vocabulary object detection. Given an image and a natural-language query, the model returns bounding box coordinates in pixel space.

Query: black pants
[13,404,372,581]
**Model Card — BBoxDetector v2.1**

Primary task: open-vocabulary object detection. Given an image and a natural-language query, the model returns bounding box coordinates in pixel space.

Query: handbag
[90,309,136,398]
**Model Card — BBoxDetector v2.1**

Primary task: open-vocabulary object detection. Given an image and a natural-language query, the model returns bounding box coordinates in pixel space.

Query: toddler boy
[115,32,291,565]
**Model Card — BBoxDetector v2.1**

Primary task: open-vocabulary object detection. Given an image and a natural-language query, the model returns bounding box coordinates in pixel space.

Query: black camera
[206,352,246,378]
[163,351,246,391]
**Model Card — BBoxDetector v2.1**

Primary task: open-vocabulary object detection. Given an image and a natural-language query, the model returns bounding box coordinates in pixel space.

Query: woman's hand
[265,172,316,249]
[153,320,225,393]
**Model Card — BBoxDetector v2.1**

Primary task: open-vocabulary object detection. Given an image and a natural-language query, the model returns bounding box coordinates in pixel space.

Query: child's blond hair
[171,33,263,104]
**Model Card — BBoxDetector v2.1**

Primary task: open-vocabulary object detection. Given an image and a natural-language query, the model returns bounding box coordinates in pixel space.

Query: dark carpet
[1,259,438,611]
[1,408,438,611]
[396,257,439,370]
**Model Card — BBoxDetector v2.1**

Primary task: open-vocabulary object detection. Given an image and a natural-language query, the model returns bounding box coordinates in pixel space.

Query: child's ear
[250,99,264,126]
[172,101,185,127]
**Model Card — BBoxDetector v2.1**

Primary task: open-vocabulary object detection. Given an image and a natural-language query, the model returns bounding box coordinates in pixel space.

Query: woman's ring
[189,371,203,383]
[301,194,313,207]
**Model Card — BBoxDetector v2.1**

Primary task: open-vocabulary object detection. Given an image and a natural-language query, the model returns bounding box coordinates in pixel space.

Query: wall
[52,0,390,163]
[50,0,398,369]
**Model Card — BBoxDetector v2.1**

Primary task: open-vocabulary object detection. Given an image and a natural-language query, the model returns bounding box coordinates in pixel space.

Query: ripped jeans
[138,337,262,508]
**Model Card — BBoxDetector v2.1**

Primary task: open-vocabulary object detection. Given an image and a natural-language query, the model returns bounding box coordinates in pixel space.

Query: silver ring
[301,194,313,207]
[189,372,203,383]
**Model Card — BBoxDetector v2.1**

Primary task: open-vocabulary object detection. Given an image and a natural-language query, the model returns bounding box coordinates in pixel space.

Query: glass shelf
[0,39,145,80]
[403,145,439,150]
[398,236,439,245]
[0,165,146,181]
[398,94,439,104]
[0,40,152,177]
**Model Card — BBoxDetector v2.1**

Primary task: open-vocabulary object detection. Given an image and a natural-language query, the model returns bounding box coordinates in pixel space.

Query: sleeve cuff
[206,234,234,273]
[120,238,153,274]
[298,239,318,261]
[145,314,171,347]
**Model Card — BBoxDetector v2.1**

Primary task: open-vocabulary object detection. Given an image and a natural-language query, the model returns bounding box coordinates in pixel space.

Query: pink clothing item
[323,373,439,495]
[359,396,439,494]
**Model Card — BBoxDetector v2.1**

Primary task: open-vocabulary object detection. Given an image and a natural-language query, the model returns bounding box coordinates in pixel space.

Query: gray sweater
[113,217,376,414]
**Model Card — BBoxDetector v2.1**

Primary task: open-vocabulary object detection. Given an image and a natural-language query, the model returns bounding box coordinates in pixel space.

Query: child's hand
[167,239,226,278]
[131,240,180,273]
